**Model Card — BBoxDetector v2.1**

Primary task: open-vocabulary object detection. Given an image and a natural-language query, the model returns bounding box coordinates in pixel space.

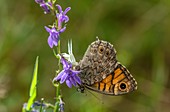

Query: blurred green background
[0,0,170,112]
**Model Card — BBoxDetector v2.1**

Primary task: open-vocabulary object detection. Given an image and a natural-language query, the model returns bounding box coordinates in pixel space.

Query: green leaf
[26,56,39,111]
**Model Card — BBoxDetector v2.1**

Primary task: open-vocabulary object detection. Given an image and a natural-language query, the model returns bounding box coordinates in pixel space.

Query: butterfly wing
[77,40,117,85]
[84,62,137,95]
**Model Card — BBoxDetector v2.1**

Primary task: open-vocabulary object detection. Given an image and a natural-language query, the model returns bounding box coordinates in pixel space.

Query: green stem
[57,40,61,69]
[39,98,44,112]
[54,40,61,112]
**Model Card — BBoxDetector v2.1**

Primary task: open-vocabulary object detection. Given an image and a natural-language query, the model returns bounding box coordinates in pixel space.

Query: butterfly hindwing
[85,63,137,95]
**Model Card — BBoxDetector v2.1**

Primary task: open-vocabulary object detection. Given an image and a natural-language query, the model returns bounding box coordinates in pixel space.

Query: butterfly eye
[98,46,104,54]
[119,82,127,91]
[75,65,80,71]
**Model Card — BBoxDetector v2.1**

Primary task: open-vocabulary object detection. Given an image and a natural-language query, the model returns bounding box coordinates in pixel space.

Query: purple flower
[35,0,51,14]
[56,4,71,30]
[53,57,81,88]
[35,0,44,4]
[45,26,66,48]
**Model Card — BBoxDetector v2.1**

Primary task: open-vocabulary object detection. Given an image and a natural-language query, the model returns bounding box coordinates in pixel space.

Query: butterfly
[75,38,137,95]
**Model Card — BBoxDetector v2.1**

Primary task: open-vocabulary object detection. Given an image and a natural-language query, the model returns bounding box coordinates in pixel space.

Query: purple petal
[35,0,44,4]
[53,70,65,81]
[56,13,60,19]
[64,7,71,15]
[47,2,52,7]
[53,40,59,46]
[45,26,51,33]
[59,27,66,33]
[66,80,72,88]
[71,70,81,74]
[56,4,62,13]
[69,77,77,86]
[61,57,69,69]
[40,3,50,14]
[52,35,59,46]
[73,75,81,85]
[60,72,68,83]
[64,16,69,23]
[67,63,72,69]
[48,36,53,48]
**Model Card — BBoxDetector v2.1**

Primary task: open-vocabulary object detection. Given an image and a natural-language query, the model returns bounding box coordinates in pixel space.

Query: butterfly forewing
[78,40,117,85]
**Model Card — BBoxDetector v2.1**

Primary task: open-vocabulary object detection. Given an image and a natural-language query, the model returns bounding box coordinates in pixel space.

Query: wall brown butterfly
[76,39,137,95]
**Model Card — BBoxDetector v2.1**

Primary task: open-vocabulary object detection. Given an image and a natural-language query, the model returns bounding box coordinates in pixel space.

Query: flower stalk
[28,1,81,112]
[55,40,61,112]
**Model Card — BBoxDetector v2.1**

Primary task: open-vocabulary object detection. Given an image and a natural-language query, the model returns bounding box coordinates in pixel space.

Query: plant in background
[22,0,81,112]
